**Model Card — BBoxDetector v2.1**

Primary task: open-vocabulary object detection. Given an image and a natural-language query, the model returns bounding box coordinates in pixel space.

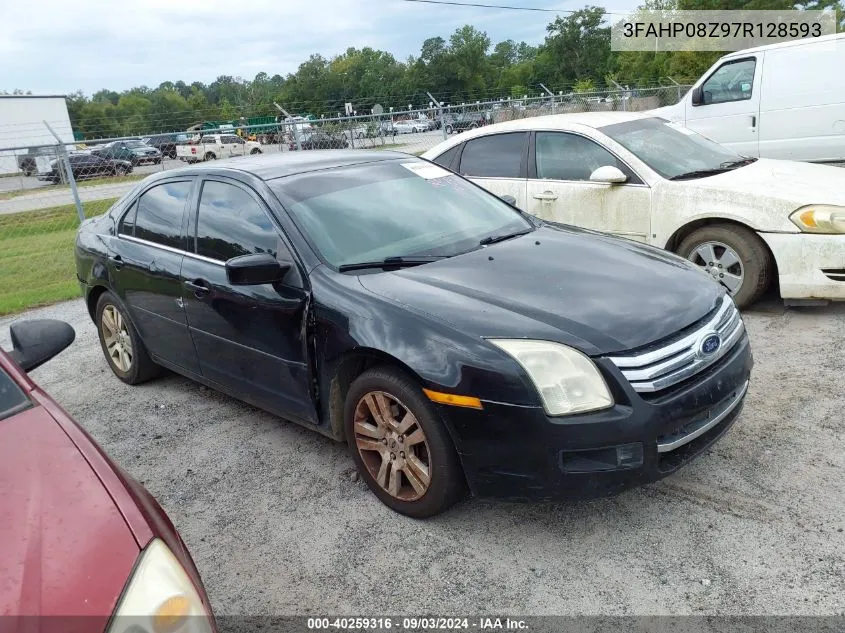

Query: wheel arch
[664,217,780,294]
[325,348,427,443]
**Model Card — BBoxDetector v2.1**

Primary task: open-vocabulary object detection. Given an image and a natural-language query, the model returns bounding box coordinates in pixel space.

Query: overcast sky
[0,0,637,96]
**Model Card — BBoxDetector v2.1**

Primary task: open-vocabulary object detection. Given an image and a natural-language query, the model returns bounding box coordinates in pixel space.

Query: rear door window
[458,133,527,178]
[133,181,192,249]
[432,145,460,170]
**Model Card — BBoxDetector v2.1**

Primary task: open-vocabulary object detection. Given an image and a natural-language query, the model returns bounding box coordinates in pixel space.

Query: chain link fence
[0,84,688,315]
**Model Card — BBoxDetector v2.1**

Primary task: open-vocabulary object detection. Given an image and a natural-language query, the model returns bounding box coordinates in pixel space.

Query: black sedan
[290,131,349,151]
[74,151,752,518]
[43,153,133,183]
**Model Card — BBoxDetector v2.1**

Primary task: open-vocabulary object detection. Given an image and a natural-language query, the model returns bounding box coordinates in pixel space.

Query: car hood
[0,404,139,619]
[358,224,724,356]
[676,158,845,207]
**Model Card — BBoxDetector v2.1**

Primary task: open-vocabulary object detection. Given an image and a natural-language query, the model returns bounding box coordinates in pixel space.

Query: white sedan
[421,112,845,308]
[392,120,425,134]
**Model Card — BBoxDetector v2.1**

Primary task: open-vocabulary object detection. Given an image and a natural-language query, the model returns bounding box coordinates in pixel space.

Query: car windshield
[599,117,747,180]
[0,362,31,422]
[270,160,533,269]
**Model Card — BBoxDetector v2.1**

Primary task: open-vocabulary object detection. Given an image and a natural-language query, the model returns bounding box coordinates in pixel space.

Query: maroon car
[0,319,217,633]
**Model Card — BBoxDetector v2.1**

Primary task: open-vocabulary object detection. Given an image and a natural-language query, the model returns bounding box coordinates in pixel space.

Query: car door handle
[109,254,123,270]
[533,191,559,201]
[751,114,757,128]
[184,279,211,298]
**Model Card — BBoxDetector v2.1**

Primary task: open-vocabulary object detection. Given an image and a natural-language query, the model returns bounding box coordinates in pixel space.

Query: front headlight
[789,205,845,234]
[489,339,613,416]
[108,539,213,633]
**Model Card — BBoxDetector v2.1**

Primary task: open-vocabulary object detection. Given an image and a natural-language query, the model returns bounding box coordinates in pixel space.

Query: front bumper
[436,334,753,501]
[759,232,845,300]
[133,154,160,164]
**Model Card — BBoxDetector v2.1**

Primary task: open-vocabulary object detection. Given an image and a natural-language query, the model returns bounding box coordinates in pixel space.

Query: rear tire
[445,125,453,134]
[95,291,161,385]
[345,367,466,518]
[204,152,216,161]
[677,224,772,309]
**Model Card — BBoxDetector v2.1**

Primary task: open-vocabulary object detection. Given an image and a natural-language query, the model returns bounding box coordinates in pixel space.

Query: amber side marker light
[423,388,484,410]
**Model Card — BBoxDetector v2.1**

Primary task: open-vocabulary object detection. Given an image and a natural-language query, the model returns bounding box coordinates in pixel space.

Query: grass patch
[0,173,145,201]
[0,198,118,315]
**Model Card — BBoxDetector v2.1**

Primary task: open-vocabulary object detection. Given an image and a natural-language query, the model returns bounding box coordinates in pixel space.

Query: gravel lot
[2,297,843,617]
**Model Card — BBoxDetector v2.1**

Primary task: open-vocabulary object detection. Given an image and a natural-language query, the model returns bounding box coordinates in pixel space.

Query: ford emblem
[698,333,722,357]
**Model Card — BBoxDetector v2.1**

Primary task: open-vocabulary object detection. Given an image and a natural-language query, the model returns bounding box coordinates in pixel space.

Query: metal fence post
[44,121,84,224]
[427,92,447,141]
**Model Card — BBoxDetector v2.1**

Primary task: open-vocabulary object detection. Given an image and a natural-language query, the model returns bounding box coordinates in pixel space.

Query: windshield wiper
[337,256,446,272]
[669,167,731,181]
[719,157,758,169]
[671,157,759,181]
[479,229,532,246]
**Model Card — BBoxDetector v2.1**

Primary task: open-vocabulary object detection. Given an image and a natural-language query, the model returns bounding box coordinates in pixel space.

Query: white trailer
[0,95,74,175]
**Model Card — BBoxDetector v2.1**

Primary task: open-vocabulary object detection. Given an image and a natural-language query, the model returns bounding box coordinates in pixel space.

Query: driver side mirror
[226,253,290,285]
[589,165,628,184]
[691,86,703,106]
[500,194,517,206]
[7,319,75,372]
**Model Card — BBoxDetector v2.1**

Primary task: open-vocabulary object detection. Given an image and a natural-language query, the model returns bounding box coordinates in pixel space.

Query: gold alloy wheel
[353,391,432,501]
[101,304,133,373]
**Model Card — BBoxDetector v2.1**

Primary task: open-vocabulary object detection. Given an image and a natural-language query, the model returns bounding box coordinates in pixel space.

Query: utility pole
[273,102,301,152]
[426,91,447,141]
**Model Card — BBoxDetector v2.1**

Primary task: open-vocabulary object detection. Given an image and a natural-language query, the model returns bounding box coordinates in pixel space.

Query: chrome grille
[607,295,744,394]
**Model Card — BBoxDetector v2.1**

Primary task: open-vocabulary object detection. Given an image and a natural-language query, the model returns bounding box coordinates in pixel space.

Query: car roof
[422,111,655,156]
[153,150,413,182]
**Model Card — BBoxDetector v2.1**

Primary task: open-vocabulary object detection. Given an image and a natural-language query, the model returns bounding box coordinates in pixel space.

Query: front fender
[310,268,539,434]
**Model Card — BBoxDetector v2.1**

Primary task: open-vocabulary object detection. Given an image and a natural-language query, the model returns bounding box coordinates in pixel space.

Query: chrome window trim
[117,234,225,267]
[607,295,744,393]
[657,380,748,453]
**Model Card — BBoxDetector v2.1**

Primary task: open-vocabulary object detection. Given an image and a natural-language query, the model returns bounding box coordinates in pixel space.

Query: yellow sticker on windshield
[401,162,451,180]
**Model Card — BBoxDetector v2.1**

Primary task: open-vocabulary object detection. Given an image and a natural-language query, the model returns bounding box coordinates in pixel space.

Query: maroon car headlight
[108,539,213,633]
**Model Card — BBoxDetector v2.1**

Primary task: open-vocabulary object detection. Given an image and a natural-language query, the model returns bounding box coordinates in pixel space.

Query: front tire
[445,124,453,134]
[345,367,466,518]
[95,292,160,384]
[677,224,772,308]
[250,148,262,155]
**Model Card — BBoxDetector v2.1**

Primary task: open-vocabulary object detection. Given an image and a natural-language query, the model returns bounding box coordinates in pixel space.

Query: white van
[653,33,845,163]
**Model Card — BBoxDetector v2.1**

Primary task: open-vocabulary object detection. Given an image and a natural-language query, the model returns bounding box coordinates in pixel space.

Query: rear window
[0,364,30,422]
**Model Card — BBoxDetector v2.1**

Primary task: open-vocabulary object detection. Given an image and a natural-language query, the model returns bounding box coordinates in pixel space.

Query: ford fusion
[75,151,752,518]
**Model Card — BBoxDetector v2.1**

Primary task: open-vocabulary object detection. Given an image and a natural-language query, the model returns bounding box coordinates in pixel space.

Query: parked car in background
[143,133,190,159]
[652,33,845,163]
[1,319,217,632]
[290,130,349,150]
[41,153,133,183]
[75,151,750,518]
[444,112,487,135]
[176,134,262,162]
[17,145,57,176]
[392,120,425,134]
[92,139,162,166]
[422,111,845,308]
